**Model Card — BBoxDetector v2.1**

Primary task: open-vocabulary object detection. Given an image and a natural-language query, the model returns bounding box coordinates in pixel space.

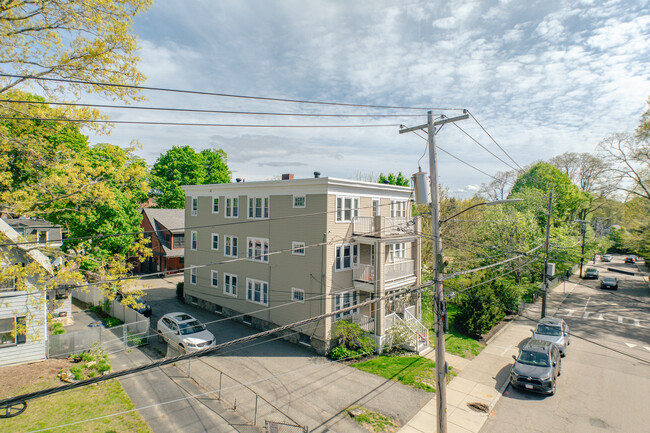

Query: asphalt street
[481,255,650,433]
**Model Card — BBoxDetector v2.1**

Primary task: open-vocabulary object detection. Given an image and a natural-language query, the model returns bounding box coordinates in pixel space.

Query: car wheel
[157,330,164,343]
[558,362,562,376]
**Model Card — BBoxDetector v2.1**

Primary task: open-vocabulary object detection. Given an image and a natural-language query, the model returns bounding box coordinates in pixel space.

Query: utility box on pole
[412,171,431,204]
[546,263,556,277]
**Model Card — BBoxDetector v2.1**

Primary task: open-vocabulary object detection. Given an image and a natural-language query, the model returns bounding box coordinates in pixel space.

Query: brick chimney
[281,173,294,180]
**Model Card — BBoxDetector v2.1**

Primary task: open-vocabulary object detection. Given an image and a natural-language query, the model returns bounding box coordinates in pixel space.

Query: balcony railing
[352,216,415,237]
[353,259,415,284]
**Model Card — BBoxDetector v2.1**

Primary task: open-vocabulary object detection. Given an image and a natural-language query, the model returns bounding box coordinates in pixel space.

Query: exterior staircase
[387,311,431,355]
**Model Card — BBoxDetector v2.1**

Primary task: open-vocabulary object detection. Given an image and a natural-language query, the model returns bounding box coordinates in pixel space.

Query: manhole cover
[467,402,490,413]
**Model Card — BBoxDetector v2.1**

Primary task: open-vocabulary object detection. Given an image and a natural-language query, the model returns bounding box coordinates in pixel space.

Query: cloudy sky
[88,0,649,196]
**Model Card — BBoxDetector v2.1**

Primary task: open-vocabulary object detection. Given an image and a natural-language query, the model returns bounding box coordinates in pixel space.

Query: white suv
[157,312,215,351]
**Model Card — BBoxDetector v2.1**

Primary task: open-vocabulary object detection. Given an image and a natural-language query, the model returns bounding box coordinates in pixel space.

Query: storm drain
[467,402,490,413]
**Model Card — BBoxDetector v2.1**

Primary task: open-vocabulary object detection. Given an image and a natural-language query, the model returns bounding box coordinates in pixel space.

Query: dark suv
[510,339,561,395]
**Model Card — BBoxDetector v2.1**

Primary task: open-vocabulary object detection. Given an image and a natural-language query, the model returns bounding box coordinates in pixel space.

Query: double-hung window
[212,196,220,213]
[390,200,407,218]
[225,197,239,218]
[191,231,197,250]
[292,241,305,256]
[292,288,305,303]
[334,291,358,319]
[335,244,358,270]
[211,270,219,288]
[247,237,269,262]
[372,198,380,217]
[173,235,185,248]
[224,236,238,257]
[211,233,219,251]
[246,278,268,305]
[224,273,238,296]
[389,243,406,262]
[191,197,198,216]
[190,267,197,285]
[336,197,360,222]
[0,316,26,346]
[248,197,269,219]
[293,196,306,208]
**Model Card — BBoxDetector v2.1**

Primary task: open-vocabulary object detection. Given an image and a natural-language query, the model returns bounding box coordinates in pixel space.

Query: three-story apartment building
[182,175,426,355]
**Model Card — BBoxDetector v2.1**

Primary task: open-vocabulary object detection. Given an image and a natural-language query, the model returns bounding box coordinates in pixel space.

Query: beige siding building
[182,176,427,355]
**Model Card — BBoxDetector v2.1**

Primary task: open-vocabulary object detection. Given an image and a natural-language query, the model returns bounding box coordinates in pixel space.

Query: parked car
[583,268,599,279]
[601,277,619,290]
[114,293,152,318]
[531,317,570,356]
[510,339,561,395]
[625,256,636,264]
[601,254,612,262]
[157,312,215,351]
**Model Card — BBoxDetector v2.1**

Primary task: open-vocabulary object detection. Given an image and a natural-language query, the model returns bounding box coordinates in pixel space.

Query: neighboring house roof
[141,209,185,258]
[0,218,54,276]
[1,217,63,244]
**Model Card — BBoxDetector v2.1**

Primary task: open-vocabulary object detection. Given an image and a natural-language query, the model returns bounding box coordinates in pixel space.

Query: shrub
[332,321,375,355]
[329,346,360,360]
[103,317,123,328]
[50,322,66,335]
[70,365,85,380]
[96,360,111,373]
[455,286,505,337]
[176,282,184,301]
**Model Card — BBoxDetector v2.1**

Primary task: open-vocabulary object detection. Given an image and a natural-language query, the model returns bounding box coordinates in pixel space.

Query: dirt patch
[0,359,72,399]
[479,315,516,344]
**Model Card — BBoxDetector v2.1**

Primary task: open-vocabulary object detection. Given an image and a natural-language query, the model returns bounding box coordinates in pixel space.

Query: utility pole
[541,187,553,319]
[580,223,586,278]
[399,111,468,433]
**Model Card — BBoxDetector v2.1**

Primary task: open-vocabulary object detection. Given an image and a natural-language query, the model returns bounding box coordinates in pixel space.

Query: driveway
[481,255,650,433]
[139,275,433,432]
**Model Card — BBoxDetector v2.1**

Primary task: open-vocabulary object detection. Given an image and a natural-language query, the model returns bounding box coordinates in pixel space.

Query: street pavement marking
[645,347,650,353]
[633,319,640,326]
[582,312,591,319]
[625,343,637,348]
[596,314,604,320]
[618,316,624,323]
[556,308,648,328]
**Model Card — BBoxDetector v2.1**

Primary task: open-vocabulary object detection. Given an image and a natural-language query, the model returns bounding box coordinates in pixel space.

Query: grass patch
[424,303,485,359]
[352,355,438,392]
[2,379,151,433]
[348,406,399,432]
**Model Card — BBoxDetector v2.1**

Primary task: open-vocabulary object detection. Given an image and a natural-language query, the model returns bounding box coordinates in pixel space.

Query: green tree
[0,0,151,105]
[150,146,232,208]
[378,172,409,186]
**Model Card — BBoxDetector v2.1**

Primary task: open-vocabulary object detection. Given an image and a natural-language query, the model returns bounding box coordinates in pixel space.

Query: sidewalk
[399,277,576,433]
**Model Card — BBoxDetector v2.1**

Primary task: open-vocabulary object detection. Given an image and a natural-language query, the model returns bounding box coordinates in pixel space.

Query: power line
[0,73,466,111]
[0,116,402,128]
[466,110,523,170]
[445,258,542,297]
[450,121,518,171]
[441,244,544,281]
[0,98,426,118]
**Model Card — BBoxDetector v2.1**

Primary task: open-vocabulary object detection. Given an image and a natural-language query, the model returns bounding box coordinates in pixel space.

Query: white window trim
[223,273,238,297]
[225,197,239,218]
[334,243,358,271]
[247,237,270,263]
[211,233,219,251]
[292,241,306,256]
[293,195,306,208]
[389,243,406,262]
[190,267,197,285]
[191,231,197,251]
[212,196,220,214]
[291,288,305,303]
[335,196,360,223]
[211,270,219,288]
[224,235,238,257]
[191,197,198,216]
[390,200,407,218]
[334,290,359,319]
[247,196,270,220]
[372,198,381,217]
[246,278,269,306]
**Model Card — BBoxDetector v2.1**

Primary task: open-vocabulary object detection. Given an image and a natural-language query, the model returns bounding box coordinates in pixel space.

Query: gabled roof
[142,209,184,234]
[0,218,54,276]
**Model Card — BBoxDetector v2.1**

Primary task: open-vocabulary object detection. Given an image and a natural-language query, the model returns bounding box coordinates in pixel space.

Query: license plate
[525,384,534,389]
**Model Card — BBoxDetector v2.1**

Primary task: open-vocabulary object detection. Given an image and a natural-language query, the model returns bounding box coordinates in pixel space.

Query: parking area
[134,274,432,432]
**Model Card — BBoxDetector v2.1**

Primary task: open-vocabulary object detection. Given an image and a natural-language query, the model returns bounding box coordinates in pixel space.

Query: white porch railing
[385,259,415,281]
[386,310,429,353]
[351,313,375,333]
[385,216,412,234]
[352,216,374,235]
[353,264,374,283]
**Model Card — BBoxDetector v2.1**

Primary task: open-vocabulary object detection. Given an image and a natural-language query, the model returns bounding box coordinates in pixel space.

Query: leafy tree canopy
[378,172,409,187]
[150,145,232,208]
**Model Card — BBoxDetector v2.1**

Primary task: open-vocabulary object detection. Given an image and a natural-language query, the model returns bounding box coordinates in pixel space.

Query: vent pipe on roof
[281,173,294,180]
[235,178,242,183]
[313,171,321,178]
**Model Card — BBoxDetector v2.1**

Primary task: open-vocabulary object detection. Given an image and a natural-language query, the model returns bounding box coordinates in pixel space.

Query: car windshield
[518,350,550,367]
[536,324,562,336]
[179,320,206,335]
[603,278,616,283]
[586,268,596,272]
